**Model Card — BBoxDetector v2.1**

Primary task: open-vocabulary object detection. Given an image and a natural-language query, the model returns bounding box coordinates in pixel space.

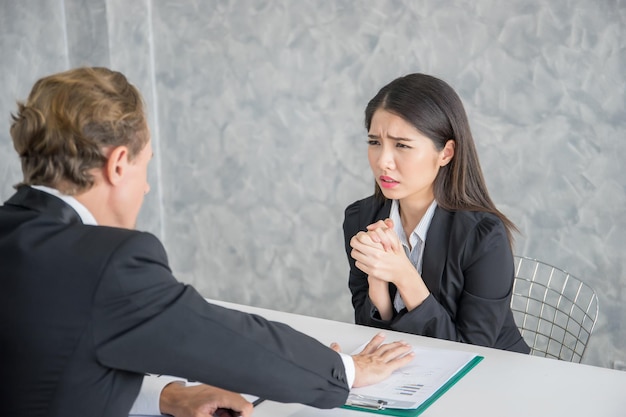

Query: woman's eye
[367,140,380,146]
[396,142,411,149]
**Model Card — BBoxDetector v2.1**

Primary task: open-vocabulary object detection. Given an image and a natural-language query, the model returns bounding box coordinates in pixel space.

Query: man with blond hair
[0,67,413,417]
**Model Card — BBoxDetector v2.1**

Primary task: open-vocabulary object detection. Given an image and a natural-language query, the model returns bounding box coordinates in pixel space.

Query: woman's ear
[440,139,455,167]
[104,146,130,186]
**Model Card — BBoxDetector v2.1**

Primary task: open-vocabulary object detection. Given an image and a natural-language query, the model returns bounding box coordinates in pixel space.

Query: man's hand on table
[332,332,414,388]
[160,382,253,417]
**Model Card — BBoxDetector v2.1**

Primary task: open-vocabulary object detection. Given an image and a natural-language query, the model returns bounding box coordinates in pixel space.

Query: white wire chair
[511,255,599,363]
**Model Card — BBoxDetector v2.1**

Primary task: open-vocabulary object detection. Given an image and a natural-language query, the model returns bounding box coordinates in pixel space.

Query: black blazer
[0,187,349,417]
[343,195,529,354]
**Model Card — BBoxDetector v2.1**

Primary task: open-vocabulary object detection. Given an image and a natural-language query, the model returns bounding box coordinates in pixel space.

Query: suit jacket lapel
[364,196,391,226]
[4,186,83,225]
[421,206,452,300]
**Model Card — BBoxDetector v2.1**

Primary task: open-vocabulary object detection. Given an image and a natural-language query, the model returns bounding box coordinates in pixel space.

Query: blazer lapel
[4,186,83,225]
[421,206,452,300]
[362,196,392,227]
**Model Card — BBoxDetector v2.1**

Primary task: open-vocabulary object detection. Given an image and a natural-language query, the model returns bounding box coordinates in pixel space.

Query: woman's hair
[10,66,148,195]
[365,73,517,244]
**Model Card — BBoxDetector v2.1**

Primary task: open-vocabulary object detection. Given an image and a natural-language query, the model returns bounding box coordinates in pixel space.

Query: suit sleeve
[343,200,393,330]
[91,232,349,409]
[391,216,515,348]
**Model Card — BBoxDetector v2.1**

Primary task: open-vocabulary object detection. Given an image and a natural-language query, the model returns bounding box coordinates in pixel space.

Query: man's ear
[440,139,455,167]
[104,146,130,185]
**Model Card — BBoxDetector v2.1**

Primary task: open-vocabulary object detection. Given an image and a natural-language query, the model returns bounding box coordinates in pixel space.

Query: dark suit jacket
[0,187,349,417]
[343,195,529,354]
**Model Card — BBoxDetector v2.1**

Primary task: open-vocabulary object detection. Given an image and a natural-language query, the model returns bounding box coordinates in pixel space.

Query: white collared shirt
[389,199,438,312]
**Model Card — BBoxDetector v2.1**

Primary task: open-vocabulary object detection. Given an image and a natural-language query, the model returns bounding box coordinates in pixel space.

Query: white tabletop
[209,299,626,417]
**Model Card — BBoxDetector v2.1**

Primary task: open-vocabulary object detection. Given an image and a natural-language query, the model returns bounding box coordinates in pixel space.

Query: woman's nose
[377,146,395,170]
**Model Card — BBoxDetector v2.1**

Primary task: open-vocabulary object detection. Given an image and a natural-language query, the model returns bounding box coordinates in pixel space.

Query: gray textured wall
[1,0,624,369]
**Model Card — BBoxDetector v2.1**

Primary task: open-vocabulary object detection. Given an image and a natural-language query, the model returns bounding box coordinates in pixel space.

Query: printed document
[347,343,481,410]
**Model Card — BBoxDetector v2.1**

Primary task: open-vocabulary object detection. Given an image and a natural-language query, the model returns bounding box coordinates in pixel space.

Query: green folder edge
[341,355,484,416]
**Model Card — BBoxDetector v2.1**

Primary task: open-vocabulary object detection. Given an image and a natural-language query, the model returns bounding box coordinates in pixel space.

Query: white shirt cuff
[128,374,186,416]
[338,352,355,388]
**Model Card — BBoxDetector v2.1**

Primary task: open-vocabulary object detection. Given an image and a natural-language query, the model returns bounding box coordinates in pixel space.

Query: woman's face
[367,109,453,205]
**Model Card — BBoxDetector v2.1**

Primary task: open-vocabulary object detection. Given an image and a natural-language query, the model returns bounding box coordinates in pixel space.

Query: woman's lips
[379,175,399,189]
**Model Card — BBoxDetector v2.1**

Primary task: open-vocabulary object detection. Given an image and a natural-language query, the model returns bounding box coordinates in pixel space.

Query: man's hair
[10,67,148,195]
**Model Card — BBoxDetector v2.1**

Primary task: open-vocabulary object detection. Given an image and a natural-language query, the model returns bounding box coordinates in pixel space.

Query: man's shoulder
[86,226,164,255]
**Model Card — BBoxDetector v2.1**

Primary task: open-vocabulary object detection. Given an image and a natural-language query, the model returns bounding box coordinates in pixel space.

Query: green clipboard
[341,355,484,416]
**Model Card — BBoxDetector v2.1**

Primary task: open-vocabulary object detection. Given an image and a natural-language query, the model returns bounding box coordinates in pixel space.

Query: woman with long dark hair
[344,73,529,353]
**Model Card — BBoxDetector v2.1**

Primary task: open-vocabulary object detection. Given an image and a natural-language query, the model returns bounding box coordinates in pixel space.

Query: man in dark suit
[0,67,413,417]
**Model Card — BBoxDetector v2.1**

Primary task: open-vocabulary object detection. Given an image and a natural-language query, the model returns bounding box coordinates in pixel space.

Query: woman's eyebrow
[388,135,414,142]
[367,133,413,141]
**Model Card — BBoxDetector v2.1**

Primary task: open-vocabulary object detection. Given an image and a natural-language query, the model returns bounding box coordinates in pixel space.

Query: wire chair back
[511,256,599,363]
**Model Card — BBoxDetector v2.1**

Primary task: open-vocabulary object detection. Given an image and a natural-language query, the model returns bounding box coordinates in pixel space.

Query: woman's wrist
[395,270,430,311]
[368,278,393,320]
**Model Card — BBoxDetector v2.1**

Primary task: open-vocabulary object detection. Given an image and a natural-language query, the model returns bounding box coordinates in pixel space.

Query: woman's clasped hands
[350,219,430,320]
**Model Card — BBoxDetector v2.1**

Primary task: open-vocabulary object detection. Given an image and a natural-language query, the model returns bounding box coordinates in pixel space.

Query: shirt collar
[389,199,438,248]
[30,185,98,226]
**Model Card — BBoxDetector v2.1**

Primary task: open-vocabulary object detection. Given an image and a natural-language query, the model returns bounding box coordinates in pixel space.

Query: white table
[210,299,626,417]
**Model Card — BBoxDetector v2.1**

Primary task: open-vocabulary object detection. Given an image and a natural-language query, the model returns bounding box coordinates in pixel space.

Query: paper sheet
[348,343,479,410]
